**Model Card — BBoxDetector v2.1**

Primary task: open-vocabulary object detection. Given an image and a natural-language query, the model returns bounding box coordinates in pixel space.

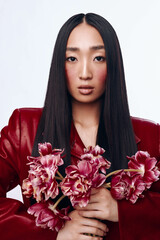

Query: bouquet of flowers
[22,142,160,232]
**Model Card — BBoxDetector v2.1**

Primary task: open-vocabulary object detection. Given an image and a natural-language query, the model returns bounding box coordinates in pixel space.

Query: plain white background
[0,0,159,202]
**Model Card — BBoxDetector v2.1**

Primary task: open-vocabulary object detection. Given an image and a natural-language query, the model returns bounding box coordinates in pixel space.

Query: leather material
[0,108,159,239]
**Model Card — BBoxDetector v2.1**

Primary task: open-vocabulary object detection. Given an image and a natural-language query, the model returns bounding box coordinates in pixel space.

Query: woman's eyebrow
[66,45,105,52]
[66,47,79,52]
[90,45,105,50]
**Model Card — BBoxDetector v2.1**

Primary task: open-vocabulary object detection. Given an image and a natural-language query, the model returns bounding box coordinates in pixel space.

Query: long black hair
[32,13,137,174]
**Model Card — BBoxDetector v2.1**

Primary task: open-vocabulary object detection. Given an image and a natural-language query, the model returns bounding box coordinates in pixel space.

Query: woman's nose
[79,60,92,80]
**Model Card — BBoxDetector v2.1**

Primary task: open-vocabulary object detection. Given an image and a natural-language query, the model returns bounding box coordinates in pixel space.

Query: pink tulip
[111,170,146,204]
[38,142,53,155]
[81,145,111,174]
[60,160,106,207]
[128,151,160,189]
[22,178,33,198]
[23,143,64,202]
[28,202,70,231]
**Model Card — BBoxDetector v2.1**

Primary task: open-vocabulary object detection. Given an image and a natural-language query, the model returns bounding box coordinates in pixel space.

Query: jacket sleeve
[118,122,160,240]
[0,109,58,240]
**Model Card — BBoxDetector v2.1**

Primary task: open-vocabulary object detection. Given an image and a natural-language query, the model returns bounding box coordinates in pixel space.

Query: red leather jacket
[0,108,160,240]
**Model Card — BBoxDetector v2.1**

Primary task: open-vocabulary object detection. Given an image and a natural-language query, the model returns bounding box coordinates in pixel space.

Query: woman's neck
[72,100,102,127]
[72,100,102,147]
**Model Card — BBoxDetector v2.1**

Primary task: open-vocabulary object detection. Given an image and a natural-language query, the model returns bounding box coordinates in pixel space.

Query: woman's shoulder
[131,116,160,159]
[9,107,43,123]
[12,107,43,116]
[131,116,159,127]
[131,116,159,142]
[4,107,43,136]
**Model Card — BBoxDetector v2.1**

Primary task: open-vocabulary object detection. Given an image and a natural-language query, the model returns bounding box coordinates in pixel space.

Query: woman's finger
[79,225,107,237]
[79,215,109,233]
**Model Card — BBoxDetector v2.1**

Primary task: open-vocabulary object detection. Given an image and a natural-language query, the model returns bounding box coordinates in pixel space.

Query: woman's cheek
[96,67,107,84]
[65,67,76,84]
[65,68,77,95]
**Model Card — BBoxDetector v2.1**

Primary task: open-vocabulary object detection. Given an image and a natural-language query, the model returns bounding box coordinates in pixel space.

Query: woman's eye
[66,56,77,62]
[94,56,106,62]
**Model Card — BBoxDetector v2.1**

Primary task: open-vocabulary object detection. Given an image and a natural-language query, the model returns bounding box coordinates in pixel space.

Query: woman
[0,13,159,240]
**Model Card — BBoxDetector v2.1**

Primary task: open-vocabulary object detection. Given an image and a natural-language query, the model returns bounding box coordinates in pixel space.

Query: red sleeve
[118,184,160,239]
[0,109,57,240]
[118,122,160,240]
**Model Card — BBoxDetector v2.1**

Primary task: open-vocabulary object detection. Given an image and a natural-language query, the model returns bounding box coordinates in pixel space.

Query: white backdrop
[0,0,159,201]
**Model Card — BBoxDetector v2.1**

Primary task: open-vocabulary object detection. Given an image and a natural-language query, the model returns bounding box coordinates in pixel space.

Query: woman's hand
[56,209,108,240]
[76,187,119,222]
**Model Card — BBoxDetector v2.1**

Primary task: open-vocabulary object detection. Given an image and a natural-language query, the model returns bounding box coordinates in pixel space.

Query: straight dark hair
[32,13,137,174]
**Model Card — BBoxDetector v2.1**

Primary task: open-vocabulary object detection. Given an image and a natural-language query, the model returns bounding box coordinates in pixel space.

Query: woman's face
[65,22,107,104]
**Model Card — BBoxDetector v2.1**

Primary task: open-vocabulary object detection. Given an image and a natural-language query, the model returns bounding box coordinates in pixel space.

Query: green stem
[105,168,143,180]
[49,195,66,210]
[103,182,111,188]
[55,176,63,181]
[56,170,63,180]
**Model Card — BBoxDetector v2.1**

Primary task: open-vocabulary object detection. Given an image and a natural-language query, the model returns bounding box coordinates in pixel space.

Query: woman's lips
[78,86,94,95]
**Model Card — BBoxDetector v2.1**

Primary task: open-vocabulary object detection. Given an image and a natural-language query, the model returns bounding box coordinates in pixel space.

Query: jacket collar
[70,121,141,158]
[135,134,141,144]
